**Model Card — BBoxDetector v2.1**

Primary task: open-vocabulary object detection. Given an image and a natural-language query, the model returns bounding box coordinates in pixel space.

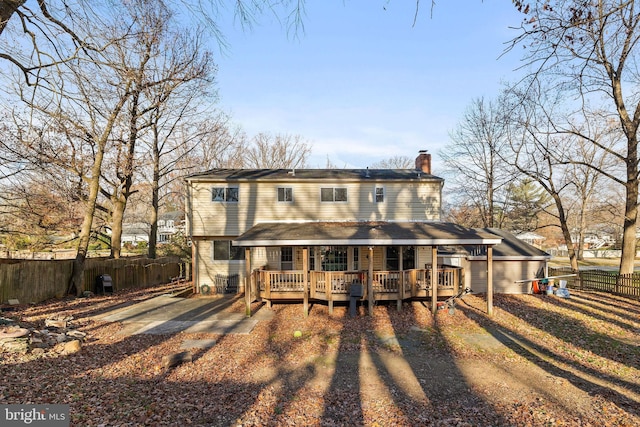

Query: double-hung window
[212,187,239,202]
[375,187,385,203]
[213,240,244,261]
[277,187,293,202]
[321,187,348,202]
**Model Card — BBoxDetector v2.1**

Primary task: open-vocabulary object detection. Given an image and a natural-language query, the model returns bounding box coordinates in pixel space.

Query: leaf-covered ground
[1,283,639,426]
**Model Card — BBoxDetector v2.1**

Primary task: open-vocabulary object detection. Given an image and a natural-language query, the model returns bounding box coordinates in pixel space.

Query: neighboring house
[121,212,185,246]
[157,211,184,243]
[516,231,546,249]
[185,150,548,315]
[121,223,150,245]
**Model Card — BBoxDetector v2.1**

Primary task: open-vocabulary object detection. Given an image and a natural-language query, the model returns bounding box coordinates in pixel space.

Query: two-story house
[186,150,549,316]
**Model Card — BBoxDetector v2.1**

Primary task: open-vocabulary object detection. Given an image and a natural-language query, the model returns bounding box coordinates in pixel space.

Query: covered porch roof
[233,221,503,247]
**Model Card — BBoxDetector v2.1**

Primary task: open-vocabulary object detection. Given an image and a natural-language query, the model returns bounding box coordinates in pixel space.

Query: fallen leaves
[0,285,639,426]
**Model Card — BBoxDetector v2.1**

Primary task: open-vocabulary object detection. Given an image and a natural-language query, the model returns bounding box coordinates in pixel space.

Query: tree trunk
[0,0,24,36]
[553,193,580,273]
[619,130,639,275]
[619,180,639,274]
[148,128,161,259]
[109,197,125,259]
[68,151,104,295]
[148,170,160,259]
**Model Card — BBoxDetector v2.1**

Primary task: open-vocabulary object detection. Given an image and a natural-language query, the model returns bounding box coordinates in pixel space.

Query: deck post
[397,246,403,311]
[303,247,309,317]
[192,239,198,294]
[487,245,493,316]
[327,272,333,314]
[245,248,252,317]
[411,269,416,297]
[431,246,438,314]
[368,247,374,316]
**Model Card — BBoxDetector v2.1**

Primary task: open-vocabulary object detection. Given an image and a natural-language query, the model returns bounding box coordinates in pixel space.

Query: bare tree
[243,132,311,168]
[511,0,640,274]
[7,4,144,293]
[143,102,223,259]
[0,1,304,85]
[504,82,618,272]
[370,155,413,169]
[440,97,516,228]
[97,1,212,259]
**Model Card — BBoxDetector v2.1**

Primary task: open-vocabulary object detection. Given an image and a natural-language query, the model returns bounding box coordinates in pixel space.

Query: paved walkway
[96,294,273,336]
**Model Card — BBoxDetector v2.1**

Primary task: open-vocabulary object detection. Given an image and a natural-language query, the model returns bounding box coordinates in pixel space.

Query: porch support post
[303,247,309,317]
[368,246,374,316]
[397,246,403,311]
[431,246,438,314]
[192,239,198,294]
[487,245,494,316]
[245,247,252,317]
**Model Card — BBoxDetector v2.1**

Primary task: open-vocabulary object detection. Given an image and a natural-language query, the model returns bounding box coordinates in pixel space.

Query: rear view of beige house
[185,150,550,315]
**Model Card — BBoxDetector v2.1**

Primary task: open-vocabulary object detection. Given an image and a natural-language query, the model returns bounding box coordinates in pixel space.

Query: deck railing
[254,266,462,301]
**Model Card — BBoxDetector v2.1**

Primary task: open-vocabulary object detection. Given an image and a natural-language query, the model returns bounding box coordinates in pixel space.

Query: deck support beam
[303,247,309,317]
[397,246,403,311]
[368,247,374,316]
[245,247,252,317]
[487,245,493,316]
[431,246,438,314]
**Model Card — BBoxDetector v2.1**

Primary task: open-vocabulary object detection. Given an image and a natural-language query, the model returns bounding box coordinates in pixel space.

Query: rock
[162,351,192,369]
[45,319,68,329]
[57,339,81,354]
[31,347,46,355]
[66,330,87,340]
[0,317,15,325]
[1,338,29,353]
[7,299,19,305]
[0,327,30,339]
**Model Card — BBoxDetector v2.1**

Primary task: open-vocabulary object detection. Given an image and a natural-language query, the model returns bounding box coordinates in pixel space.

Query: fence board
[2,257,184,304]
[549,267,640,299]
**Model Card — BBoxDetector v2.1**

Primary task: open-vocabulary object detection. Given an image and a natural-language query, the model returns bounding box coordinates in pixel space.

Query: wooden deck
[251,266,462,311]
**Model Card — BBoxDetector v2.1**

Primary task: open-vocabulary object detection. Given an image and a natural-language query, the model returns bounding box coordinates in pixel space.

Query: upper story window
[167,220,174,228]
[277,187,293,202]
[321,187,348,202]
[212,187,239,202]
[375,187,385,203]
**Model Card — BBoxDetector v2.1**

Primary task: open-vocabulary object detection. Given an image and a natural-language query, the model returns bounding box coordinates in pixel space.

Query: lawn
[1,283,639,426]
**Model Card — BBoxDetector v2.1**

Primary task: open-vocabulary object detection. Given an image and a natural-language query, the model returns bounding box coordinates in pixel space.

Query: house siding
[467,259,547,294]
[188,179,441,237]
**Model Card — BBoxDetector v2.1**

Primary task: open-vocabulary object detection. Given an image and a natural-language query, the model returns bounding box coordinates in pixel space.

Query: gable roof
[186,168,443,182]
[465,228,551,260]
[233,221,502,247]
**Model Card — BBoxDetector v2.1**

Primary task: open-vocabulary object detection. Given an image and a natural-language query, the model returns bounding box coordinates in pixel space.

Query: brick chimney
[415,150,431,174]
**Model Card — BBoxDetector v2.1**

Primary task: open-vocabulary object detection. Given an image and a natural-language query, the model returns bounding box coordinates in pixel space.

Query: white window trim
[375,186,385,203]
[277,187,293,203]
[320,187,348,203]
[211,186,239,203]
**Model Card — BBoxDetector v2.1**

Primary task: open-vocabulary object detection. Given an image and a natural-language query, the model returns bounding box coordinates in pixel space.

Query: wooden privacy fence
[0,257,184,305]
[549,267,640,299]
[83,262,182,292]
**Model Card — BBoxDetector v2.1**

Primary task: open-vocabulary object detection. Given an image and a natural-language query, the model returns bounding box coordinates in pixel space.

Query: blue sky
[213,1,525,170]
